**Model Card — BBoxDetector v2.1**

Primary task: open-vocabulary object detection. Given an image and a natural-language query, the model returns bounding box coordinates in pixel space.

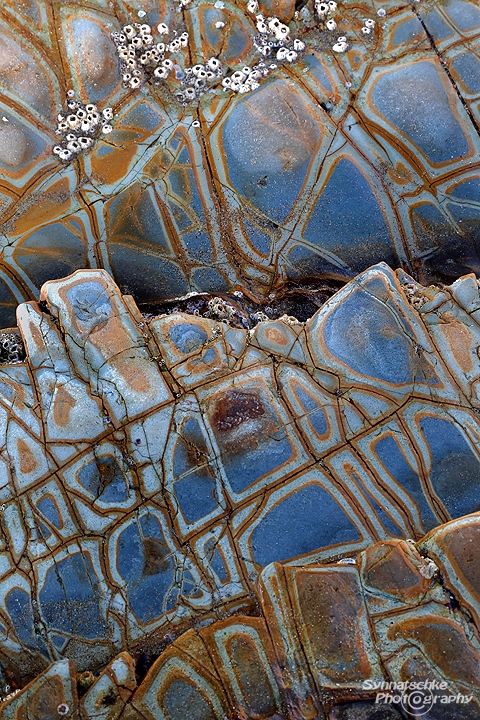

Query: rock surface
[0,264,478,694]
[0,514,478,718]
[0,0,478,325]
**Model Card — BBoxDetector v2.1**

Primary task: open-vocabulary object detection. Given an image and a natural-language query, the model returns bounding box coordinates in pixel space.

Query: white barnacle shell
[157,22,169,34]
[247,0,258,12]
[162,58,174,69]
[268,17,281,29]
[52,145,63,155]
[364,18,375,27]
[326,18,337,30]
[231,69,246,82]
[76,108,87,119]
[123,25,137,39]
[154,66,168,78]
[78,136,93,149]
[361,26,371,34]
[59,148,72,161]
[238,83,251,93]
[206,57,221,71]
[256,19,268,33]
[285,49,298,61]
[221,77,232,87]
[328,1,337,10]
[102,107,114,120]
[276,47,287,60]
[102,124,113,134]
[80,119,92,132]
[293,38,305,50]
[315,1,329,17]
[139,23,151,33]
[332,38,347,52]
[57,121,69,132]
[67,139,81,153]
[230,80,241,91]
[185,87,196,99]
[85,103,97,113]
[274,23,290,39]
[65,133,77,142]
[67,114,80,129]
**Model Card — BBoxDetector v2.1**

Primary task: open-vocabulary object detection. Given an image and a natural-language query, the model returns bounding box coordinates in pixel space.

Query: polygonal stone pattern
[0,264,478,687]
[0,0,478,326]
[1,515,479,719]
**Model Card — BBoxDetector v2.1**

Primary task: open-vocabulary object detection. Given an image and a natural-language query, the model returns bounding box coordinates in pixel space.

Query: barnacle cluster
[52,99,114,162]
[403,282,430,309]
[207,297,236,322]
[111,0,380,102]
[235,6,306,90]
[111,12,307,102]
[111,21,224,101]
[315,1,377,52]
[361,17,376,34]
[0,332,26,364]
[315,1,348,52]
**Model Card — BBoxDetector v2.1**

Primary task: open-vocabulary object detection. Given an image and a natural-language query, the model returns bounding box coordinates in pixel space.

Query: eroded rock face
[0,264,478,691]
[1,515,479,719]
[0,0,478,326]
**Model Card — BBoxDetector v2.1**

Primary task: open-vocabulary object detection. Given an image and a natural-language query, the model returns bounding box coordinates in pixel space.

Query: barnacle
[52,98,115,162]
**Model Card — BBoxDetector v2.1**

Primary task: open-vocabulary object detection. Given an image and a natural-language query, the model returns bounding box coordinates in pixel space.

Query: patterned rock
[1,515,479,719]
[0,263,478,690]
[0,0,478,326]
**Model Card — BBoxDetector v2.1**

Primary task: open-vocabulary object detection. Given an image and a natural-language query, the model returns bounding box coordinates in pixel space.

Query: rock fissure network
[0,0,479,718]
